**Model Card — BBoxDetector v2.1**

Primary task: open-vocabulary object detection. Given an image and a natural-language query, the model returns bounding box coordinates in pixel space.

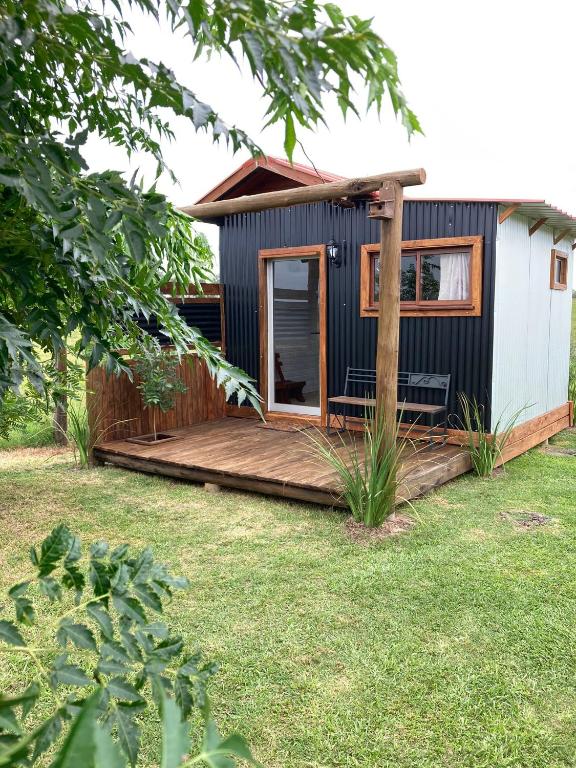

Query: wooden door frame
[258,245,327,424]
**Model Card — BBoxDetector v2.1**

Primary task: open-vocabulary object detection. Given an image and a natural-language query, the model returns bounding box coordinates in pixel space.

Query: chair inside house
[274,352,306,404]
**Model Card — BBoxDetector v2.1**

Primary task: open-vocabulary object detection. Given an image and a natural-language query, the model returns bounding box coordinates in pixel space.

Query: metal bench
[327,368,451,446]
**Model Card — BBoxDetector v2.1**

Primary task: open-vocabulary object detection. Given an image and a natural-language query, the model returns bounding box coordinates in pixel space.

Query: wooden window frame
[550,249,568,290]
[360,236,483,318]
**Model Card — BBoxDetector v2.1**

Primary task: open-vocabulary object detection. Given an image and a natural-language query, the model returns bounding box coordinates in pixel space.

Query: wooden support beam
[528,218,547,236]
[375,180,404,451]
[553,229,569,245]
[498,203,520,224]
[182,168,426,219]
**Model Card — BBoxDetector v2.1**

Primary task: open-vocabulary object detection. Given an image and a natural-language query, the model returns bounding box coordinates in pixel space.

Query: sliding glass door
[267,256,321,415]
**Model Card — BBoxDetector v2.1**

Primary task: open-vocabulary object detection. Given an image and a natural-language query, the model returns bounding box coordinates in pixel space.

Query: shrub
[458,394,525,477]
[569,354,576,412]
[0,525,257,767]
[133,346,187,440]
[308,408,409,528]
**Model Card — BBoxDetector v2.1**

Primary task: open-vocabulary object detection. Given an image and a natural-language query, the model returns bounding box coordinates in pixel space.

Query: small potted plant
[127,344,187,444]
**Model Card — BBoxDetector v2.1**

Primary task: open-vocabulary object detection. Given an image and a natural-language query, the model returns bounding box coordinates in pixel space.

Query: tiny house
[189,156,574,440]
[92,157,574,505]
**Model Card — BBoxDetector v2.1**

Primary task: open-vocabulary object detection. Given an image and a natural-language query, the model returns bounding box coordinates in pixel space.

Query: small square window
[550,249,568,290]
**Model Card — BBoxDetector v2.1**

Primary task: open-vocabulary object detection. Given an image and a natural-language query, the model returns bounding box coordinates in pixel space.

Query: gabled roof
[193,157,576,240]
[195,155,344,204]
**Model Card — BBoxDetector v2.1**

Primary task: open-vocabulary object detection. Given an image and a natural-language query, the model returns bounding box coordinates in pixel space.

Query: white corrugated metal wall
[492,211,573,425]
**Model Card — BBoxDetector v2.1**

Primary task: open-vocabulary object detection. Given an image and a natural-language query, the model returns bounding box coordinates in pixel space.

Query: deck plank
[94,417,470,507]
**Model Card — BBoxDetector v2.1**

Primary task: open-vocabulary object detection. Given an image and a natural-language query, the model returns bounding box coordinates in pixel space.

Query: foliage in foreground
[458,393,525,477]
[0,0,419,409]
[134,346,187,441]
[308,408,409,528]
[0,525,257,767]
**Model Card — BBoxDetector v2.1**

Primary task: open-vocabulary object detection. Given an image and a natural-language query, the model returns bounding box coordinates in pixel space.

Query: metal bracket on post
[368,181,396,220]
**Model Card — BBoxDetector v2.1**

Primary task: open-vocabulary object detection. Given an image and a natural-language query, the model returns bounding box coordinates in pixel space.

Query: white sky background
[84,0,576,284]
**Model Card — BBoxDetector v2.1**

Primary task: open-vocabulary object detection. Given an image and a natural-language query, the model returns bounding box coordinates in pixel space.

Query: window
[550,249,568,290]
[360,236,483,318]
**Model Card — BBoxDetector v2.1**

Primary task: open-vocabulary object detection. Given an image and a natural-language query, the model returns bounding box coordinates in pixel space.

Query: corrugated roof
[194,158,576,240]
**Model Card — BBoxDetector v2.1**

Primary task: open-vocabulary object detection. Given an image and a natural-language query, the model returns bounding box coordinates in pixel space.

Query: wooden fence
[87,353,226,444]
[86,283,227,444]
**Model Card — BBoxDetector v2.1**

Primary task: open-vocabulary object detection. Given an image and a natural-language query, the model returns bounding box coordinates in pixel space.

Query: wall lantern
[327,238,342,268]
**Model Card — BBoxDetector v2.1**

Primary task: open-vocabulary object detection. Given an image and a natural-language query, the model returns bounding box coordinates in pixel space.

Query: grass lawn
[1,432,576,768]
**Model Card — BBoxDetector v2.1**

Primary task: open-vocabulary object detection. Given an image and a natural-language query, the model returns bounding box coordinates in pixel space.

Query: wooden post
[375,181,404,449]
[53,347,68,445]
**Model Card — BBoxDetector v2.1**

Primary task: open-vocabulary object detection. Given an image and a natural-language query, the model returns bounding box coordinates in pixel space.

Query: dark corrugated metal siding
[137,302,222,344]
[220,200,497,428]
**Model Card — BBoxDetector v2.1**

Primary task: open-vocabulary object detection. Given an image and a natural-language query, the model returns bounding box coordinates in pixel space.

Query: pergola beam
[183,168,426,219]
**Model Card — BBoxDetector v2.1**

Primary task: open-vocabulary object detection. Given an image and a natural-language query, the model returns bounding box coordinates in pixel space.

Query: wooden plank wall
[87,354,226,444]
[87,283,227,444]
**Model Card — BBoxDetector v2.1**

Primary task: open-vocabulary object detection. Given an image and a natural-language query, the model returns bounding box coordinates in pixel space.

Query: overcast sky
[85,0,576,282]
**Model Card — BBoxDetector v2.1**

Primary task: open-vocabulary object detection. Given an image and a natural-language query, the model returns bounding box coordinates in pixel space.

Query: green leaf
[174,676,193,721]
[0,707,21,735]
[113,705,141,767]
[8,582,30,599]
[87,603,114,640]
[90,561,111,599]
[283,112,296,161]
[106,678,144,703]
[160,695,189,768]
[0,620,25,646]
[58,622,97,651]
[133,583,162,613]
[0,682,40,719]
[113,595,146,625]
[90,541,109,559]
[53,664,92,687]
[94,723,126,768]
[15,597,35,626]
[40,577,63,602]
[199,721,261,768]
[38,525,73,576]
[50,690,101,768]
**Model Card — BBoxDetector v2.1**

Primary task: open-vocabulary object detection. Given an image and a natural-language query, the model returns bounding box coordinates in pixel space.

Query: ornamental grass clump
[569,354,576,412]
[308,407,409,528]
[458,393,526,478]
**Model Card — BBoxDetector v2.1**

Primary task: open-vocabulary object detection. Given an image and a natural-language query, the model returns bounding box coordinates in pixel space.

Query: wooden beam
[553,229,569,245]
[182,168,426,219]
[498,203,520,224]
[528,218,547,236]
[375,180,403,451]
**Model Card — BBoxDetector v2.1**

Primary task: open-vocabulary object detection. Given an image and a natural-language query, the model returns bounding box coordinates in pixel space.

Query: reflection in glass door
[267,256,320,415]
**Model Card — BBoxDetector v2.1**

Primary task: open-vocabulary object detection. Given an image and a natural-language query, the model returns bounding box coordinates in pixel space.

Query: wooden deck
[93,417,472,507]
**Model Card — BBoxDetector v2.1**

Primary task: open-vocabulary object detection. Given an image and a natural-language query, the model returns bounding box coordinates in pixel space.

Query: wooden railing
[87,353,226,445]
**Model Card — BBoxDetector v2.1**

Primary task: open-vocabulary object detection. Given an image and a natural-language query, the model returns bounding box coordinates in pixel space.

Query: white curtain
[438,252,469,300]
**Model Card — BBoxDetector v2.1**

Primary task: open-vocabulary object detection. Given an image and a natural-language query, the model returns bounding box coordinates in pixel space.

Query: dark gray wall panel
[220,200,497,427]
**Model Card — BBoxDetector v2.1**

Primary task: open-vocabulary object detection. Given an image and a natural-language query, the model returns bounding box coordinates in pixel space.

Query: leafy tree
[134,345,187,440]
[0,0,419,408]
[0,525,259,767]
